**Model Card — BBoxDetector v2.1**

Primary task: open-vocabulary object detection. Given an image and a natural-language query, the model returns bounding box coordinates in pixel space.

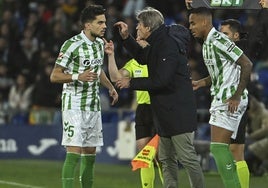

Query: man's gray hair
[136,7,164,32]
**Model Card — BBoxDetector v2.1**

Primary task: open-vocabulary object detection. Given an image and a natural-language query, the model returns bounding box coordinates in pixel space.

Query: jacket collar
[146,24,166,43]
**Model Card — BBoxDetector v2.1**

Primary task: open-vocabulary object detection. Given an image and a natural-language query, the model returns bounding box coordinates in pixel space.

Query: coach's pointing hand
[114,21,129,40]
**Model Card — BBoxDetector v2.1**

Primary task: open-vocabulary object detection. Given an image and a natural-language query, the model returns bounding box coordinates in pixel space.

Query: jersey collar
[80,30,94,45]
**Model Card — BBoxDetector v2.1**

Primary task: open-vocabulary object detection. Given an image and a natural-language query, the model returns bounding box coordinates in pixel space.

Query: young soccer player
[189,7,253,188]
[50,5,118,188]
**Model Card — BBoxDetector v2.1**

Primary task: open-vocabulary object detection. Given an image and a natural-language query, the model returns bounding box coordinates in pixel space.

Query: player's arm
[107,51,131,82]
[233,54,253,99]
[50,64,97,83]
[100,69,118,105]
[192,76,211,91]
[105,39,130,82]
[50,64,73,83]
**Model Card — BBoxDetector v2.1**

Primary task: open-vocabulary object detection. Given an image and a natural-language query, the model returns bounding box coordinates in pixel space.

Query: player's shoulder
[210,30,235,49]
[60,34,84,51]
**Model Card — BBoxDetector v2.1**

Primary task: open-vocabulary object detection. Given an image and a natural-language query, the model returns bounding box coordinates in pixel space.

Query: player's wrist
[72,73,79,81]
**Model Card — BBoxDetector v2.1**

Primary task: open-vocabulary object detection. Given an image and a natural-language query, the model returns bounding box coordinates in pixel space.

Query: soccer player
[105,35,157,187]
[220,19,250,188]
[50,5,118,188]
[189,7,253,188]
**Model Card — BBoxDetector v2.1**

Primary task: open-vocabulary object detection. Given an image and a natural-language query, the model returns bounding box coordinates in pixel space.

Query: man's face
[136,22,150,40]
[87,14,107,38]
[189,13,204,39]
[220,25,238,42]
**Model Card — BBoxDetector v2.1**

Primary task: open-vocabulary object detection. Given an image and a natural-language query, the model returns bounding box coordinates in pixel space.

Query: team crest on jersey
[83,58,103,66]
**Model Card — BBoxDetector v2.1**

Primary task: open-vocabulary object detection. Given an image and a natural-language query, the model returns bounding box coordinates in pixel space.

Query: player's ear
[234,32,240,40]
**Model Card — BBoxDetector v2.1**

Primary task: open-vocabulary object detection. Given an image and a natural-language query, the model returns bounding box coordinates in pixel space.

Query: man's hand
[109,88,118,105]
[192,80,201,91]
[103,38,114,56]
[78,68,98,82]
[185,0,193,9]
[226,96,240,113]
[136,35,149,48]
[115,77,131,89]
[114,21,130,40]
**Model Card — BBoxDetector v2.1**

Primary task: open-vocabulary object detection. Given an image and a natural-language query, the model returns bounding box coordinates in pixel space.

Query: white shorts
[61,110,103,147]
[209,98,248,139]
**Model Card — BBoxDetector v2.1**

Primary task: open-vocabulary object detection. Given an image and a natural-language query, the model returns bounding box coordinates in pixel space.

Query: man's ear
[234,32,240,41]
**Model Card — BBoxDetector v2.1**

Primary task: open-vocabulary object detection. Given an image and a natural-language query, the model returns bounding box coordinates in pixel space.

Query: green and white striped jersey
[203,27,248,102]
[56,31,104,111]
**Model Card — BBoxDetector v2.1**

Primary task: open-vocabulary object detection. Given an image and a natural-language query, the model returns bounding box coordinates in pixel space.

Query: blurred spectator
[248,9,268,64]
[245,96,268,176]
[43,20,68,56]
[30,62,62,125]
[32,62,62,109]
[0,61,13,124]
[254,60,268,106]
[0,9,19,40]
[8,71,33,124]
[122,0,146,17]
[0,36,10,64]
[0,61,14,103]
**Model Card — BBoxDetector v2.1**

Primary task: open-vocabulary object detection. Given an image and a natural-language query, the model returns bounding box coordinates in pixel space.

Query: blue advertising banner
[0,121,136,164]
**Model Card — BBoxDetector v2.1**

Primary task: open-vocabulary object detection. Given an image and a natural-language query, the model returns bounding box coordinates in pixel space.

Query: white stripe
[0,180,43,188]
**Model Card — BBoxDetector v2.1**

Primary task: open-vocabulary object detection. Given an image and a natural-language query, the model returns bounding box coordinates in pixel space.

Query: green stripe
[81,82,89,111]
[214,45,224,95]
[68,94,71,109]
[90,82,97,111]
[233,47,242,56]
[62,93,66,110]
[231,85,236,95]
[222,88,227,102]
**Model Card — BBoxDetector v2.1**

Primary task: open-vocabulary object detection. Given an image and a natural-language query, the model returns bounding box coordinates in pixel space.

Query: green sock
[210,143,241,188]
[236,160,249,188]
[140,162,155,188]
[62,152,80,188]
[79,154,96,188]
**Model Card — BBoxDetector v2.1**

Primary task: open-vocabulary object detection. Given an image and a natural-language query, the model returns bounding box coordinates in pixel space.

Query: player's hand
[115,77,131,89]
[79,68,98,82]
[225,96,240,113]
[192,80,200,91]
[114,21,130,40]
[109,87,118,105]
[103,38,114,56]
[185,0,193,9]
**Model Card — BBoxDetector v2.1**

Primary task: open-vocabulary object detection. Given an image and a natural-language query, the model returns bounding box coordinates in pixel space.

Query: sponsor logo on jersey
[83,59,103,66]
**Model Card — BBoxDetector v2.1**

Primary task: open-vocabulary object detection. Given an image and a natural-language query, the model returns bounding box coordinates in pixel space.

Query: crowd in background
[0,0,267,126]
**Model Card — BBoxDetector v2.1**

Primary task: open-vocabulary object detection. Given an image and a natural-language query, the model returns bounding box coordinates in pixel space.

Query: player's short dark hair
[221,19,241,33]
[80,4,106,24]
[189,7,212,17]
[221,19,248,39]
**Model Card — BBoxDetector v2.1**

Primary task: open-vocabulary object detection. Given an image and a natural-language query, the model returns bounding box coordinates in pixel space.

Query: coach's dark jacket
[123,24,197,137]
